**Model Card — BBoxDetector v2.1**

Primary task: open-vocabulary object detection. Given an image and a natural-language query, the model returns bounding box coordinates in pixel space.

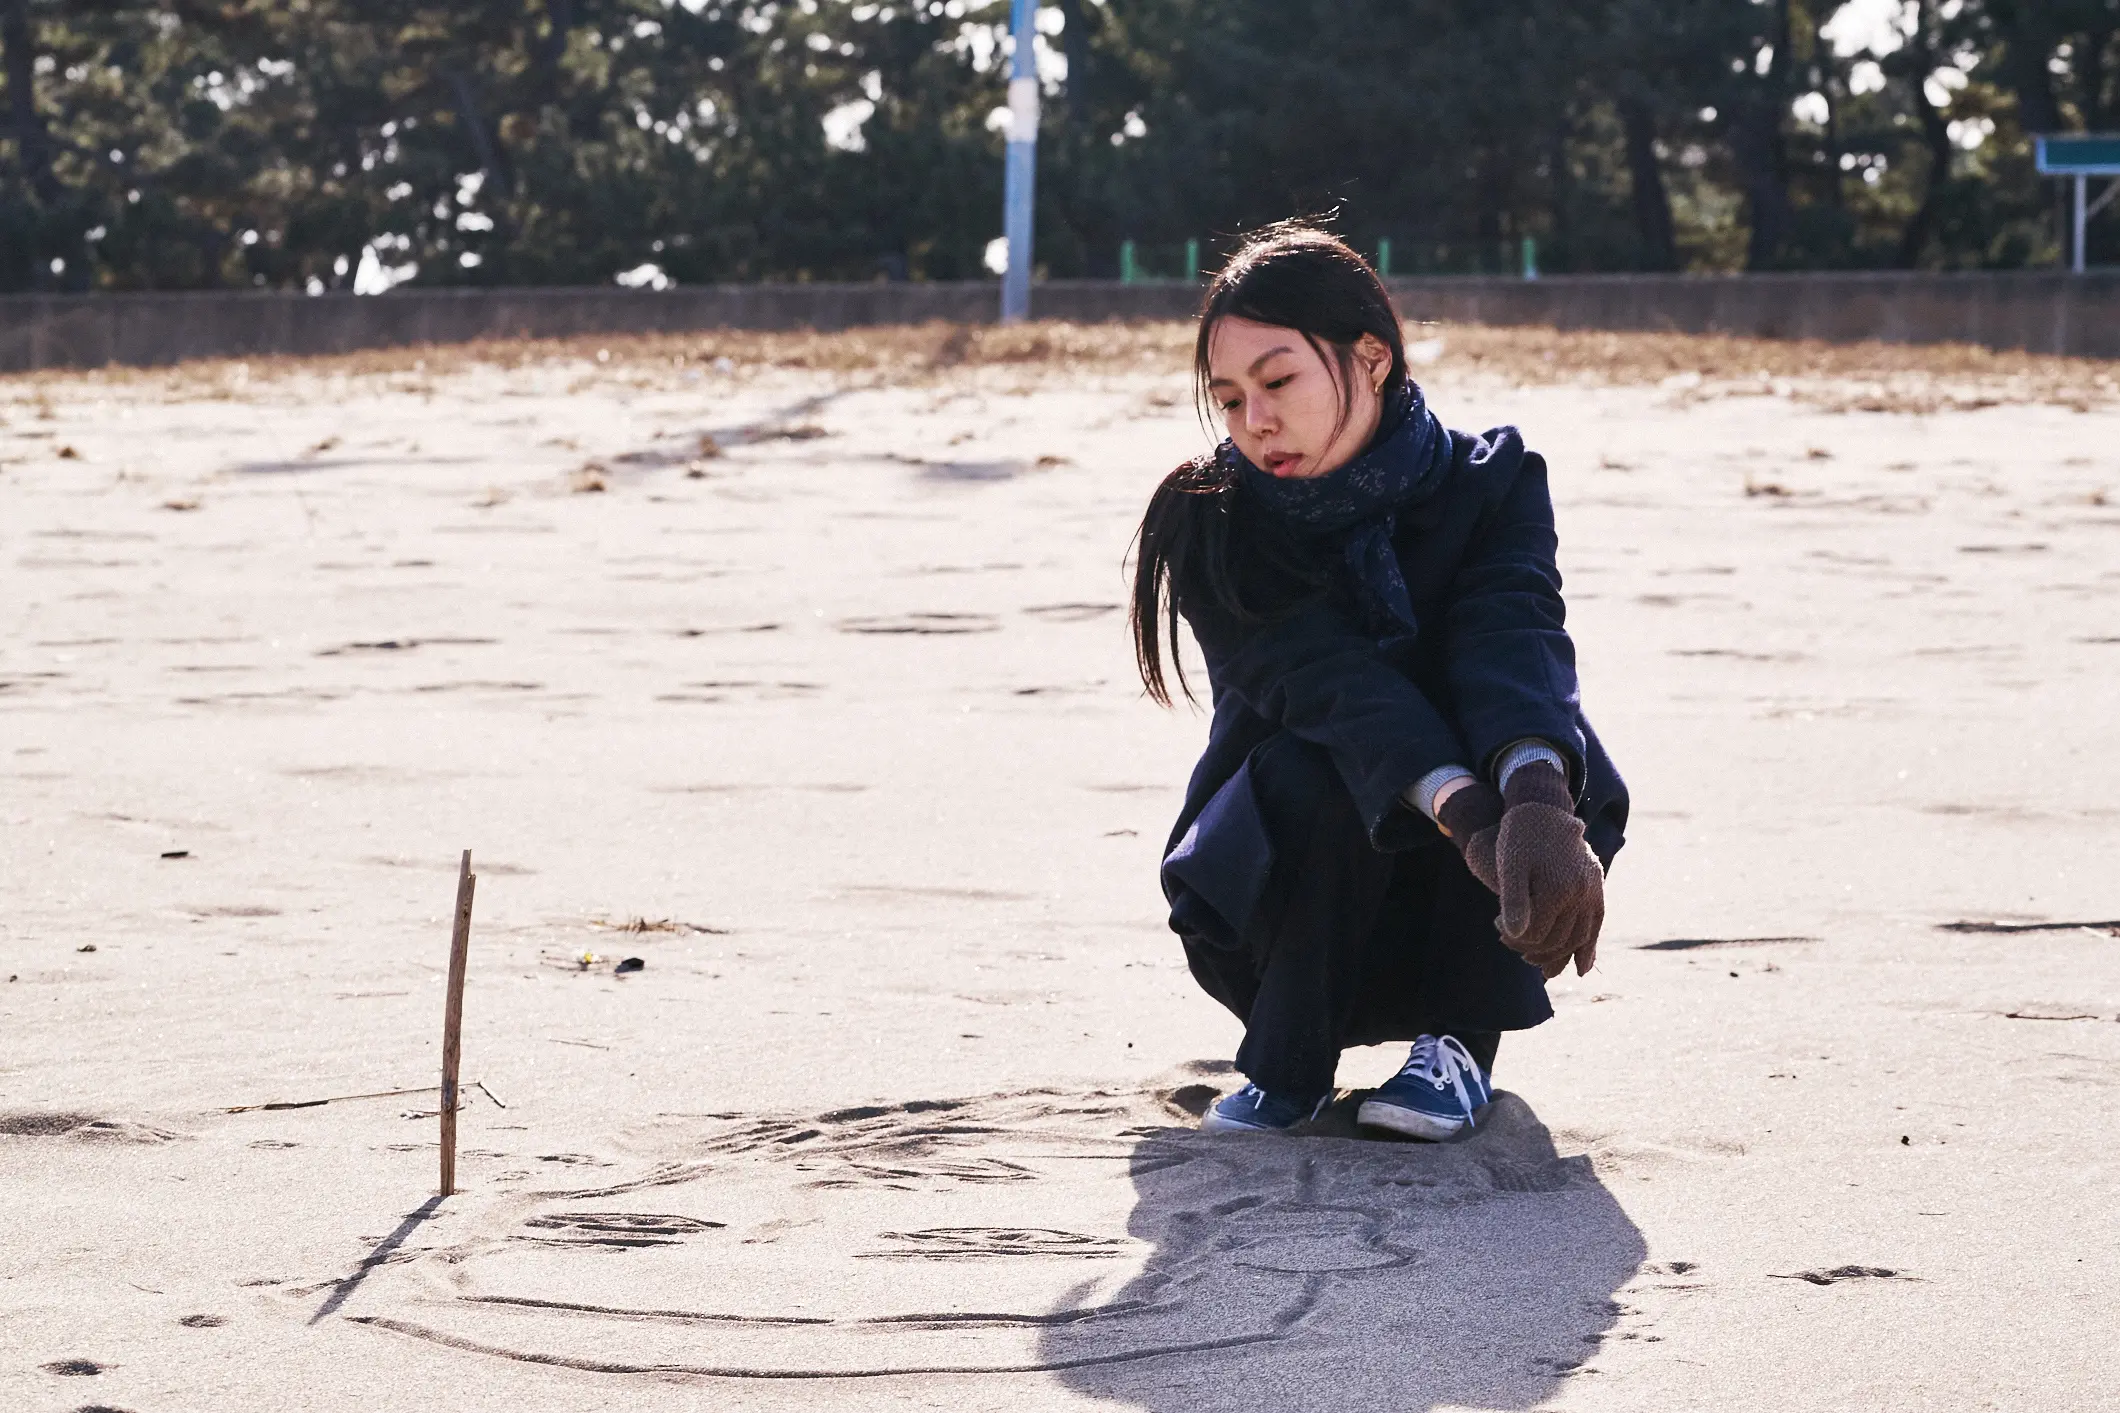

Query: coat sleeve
[1186,594,1469,848]
[1439,435,1589,791]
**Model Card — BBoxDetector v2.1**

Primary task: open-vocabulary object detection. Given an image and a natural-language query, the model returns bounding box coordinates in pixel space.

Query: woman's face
[1206,317,1392,480]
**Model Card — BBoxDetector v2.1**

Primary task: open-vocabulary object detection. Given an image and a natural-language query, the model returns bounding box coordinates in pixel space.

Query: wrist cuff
[1495,739,1568,794]
[1405,764,1477,823]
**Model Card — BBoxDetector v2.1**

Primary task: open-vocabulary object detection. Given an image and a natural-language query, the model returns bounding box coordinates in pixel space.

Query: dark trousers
[1182,735,1549,1100]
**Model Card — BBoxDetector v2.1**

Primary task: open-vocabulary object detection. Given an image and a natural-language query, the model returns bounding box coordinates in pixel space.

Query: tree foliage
[3,0,2117,292]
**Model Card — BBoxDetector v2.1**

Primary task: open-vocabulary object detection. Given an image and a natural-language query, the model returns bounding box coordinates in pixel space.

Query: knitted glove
[1495,761,1604,979]
[1436,781,1504,896]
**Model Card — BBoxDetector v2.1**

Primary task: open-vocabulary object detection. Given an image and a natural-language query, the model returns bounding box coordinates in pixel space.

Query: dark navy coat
[1161,425,1628,954]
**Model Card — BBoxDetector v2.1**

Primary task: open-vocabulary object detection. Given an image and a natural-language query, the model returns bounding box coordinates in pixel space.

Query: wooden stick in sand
[439,849,476,1196]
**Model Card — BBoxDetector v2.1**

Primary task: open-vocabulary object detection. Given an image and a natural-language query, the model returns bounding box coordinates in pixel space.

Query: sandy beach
[4,324,2118,1411]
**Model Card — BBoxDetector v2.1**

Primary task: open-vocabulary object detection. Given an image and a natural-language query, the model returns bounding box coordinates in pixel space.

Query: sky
[1818,0,1918,59]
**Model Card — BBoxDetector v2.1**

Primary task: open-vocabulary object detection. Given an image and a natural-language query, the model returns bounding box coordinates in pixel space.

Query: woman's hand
[1435,780,1504,895]
[1493,762,1604,978]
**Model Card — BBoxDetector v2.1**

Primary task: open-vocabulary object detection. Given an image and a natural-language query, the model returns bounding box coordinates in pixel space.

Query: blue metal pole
[2076,173,2088,275]
[1000,0,1039,322]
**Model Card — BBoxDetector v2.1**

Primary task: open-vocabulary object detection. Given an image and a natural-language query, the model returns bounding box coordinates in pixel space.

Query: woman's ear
[1354,332,1392,392]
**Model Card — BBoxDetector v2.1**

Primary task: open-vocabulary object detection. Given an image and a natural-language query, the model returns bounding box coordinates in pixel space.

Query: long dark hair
[1129,221,1409,706]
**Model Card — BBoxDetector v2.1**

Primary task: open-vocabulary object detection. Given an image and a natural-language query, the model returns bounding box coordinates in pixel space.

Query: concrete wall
[0,271,2114,372]
[1383,270,2120,358]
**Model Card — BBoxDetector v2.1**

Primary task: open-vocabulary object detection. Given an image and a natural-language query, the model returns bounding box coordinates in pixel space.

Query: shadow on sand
[1046,1085,1646,1411]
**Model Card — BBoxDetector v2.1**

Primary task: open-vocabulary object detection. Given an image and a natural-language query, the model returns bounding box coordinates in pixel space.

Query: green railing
[1118,236,1541,283]
[1376,236,1540,278]
[1117,238,1201,283]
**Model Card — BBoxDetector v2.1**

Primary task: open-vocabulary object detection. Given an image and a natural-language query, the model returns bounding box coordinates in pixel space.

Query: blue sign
[2037,134,2120,175]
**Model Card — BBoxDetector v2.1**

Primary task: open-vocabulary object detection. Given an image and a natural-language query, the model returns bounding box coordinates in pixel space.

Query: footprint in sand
[835,612,997,635]
[863,1227,1136,1260]
[0,1113,182,1144]
[1771,1265,1914,1286]
[1636,935,1819,952]
[1021,602,1121,622]
[517,1213,725,1248]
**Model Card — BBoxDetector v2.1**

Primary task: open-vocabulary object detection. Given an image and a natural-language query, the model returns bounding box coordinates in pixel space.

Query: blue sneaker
[1200,1083,1328,1134]
[1357,1034,1492,1140]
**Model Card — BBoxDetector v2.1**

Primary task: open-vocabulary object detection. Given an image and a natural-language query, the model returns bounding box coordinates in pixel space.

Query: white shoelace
[1407,1033,1485,1127]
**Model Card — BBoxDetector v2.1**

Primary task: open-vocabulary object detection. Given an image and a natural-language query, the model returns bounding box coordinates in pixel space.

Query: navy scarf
[1228,379,1453,637]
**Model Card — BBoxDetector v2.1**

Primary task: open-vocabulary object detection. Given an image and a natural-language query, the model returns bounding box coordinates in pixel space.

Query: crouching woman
[1131,224,1628,1137]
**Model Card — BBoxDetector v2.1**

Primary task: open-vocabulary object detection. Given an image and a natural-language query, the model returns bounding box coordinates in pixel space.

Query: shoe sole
[1198,1110,1278,1134]
[1356,1098,1471,1141]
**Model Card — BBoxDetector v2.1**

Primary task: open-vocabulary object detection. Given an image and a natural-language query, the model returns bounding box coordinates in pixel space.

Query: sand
[3,327,2118,1411]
